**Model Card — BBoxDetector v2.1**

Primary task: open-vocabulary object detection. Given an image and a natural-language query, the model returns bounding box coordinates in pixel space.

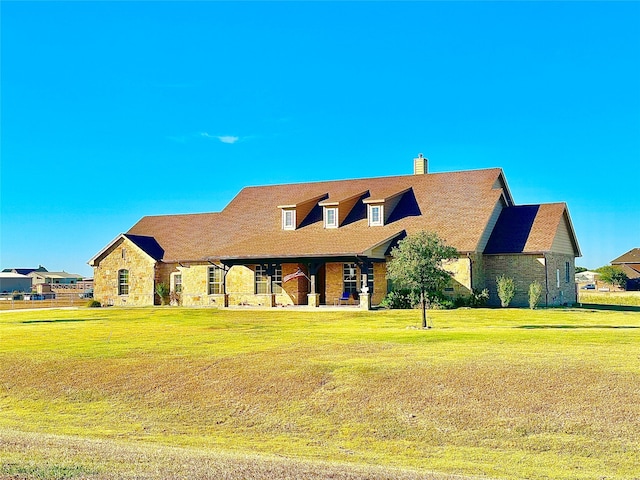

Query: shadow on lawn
[21,318,102,324]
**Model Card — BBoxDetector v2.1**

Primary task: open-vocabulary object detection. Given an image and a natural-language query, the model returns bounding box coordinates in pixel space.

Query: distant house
[89,156,581,308]
[2,265,48,276]
[28,271,83,286]
[0,272,32,294]
[575,270,599,284]
[611,248,640,291]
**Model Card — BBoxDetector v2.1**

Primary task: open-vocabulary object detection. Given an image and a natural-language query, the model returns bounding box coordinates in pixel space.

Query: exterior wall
[325,261,387,306]
[483,253,576,307]
[544,253,577,306]
[443,257,473,298]
[0,275,32,293]
[470,253,486,292]
[278,264,308,306]
[93,238,156,306]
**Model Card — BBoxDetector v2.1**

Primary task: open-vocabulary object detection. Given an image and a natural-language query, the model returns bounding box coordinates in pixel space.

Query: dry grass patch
[0,307,639,479]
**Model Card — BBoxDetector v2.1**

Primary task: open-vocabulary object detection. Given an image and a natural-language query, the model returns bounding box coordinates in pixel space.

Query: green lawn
[1,307,639,479]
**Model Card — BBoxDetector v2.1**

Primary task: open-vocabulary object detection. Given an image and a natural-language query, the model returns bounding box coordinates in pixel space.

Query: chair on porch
[338,292,351,305]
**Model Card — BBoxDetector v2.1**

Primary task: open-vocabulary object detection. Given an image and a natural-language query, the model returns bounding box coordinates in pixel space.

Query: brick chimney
[413,153,428,175]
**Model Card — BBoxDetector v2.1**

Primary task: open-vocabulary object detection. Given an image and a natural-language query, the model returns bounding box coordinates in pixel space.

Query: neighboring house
[89,156,581,308]
[0,272,32,294]
[575,270,600,284]
[2,266,48,276]
[611,248,640,291]
[28,271,83,286]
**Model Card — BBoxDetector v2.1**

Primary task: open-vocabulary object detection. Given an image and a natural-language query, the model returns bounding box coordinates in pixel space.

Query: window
[122,248,126,260]
[208,267,223,294]
[368,204,383,226]
[556,269,560,288]
[367,266,374,294]
[255,265,282,293]
[173,274,182,294]
[255,265,268,294]
[282,209,296,230]
[325,207,338,228]
[343,263,358,294]
[118,269,129,295]
[272,265,283,294]
[565,262,570,283]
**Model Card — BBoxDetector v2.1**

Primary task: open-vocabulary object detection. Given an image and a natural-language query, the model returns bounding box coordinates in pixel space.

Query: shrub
[379,290,417,309]
[469,288,490,307]
[155,283,170,306]
[86,300,101,308]
[528,281,543,309]
[496,275,516,307]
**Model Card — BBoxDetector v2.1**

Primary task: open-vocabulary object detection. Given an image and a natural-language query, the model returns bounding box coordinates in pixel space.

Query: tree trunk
[421,291,427,329]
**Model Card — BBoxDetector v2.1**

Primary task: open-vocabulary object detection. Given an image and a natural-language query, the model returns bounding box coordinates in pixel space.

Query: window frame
[272,265,283,294]
[172,273,182,294]
[208,266,223,295]
[118,269,129,296]
[282,209,296,230]
[368,204,384,226]
[255,265,269,294]
[343,263,358,294]
[324,207,338,228]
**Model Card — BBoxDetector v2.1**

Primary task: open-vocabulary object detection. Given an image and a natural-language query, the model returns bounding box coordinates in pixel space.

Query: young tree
[528,280,543,309]
[496,275,516,307]
[386,231,458,328]
[595,266,628,290]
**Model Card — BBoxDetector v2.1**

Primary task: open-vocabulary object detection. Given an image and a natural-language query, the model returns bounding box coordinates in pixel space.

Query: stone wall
[93,237,156,306]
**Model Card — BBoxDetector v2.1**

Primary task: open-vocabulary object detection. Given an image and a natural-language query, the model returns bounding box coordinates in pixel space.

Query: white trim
[282,209,296,230]
[324,207,338,228]
[368,204,384,226]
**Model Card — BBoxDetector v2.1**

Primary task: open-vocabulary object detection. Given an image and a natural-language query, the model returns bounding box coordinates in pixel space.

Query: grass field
[1,307,639,479]
[578,290,640,307]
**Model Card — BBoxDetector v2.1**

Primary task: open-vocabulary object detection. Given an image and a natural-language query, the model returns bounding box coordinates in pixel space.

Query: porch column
[307,262,321,307]
[264,264,276,307]
[359,261,372,311]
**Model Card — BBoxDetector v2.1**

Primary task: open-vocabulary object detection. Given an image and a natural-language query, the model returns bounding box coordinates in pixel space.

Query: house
[89,156,581,308]
[0,272,32,294]
[2,266,48,276]
[611,248,640,291]
[28,271,83,286]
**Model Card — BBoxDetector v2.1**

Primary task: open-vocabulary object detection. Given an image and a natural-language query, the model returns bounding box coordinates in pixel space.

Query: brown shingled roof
[124,168,511,262]
[484,203,579,255]
[611,248,640,265]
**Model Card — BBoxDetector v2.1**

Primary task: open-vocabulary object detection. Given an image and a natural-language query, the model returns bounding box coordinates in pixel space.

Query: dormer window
[324,207,338,228]
[282,209,296,230]
[368,204,384,226]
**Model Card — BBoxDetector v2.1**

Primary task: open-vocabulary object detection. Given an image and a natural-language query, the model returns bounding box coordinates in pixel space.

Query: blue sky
[1,1,639,277]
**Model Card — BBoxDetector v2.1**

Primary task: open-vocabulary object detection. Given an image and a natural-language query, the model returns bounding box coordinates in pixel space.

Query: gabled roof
[124,234,165,261]
[122,168,512,262]
[484,203,581,256]
[88,233,165,266]
[611,248,640,265]
[2,267,47,275]
[29,271,83,279]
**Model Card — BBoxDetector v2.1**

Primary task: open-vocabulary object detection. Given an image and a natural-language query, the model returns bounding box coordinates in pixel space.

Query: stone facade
[92,237,156,306]
[93,246,576,308]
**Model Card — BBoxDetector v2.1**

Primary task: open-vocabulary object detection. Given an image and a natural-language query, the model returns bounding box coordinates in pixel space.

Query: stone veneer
[93,237,156,306]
